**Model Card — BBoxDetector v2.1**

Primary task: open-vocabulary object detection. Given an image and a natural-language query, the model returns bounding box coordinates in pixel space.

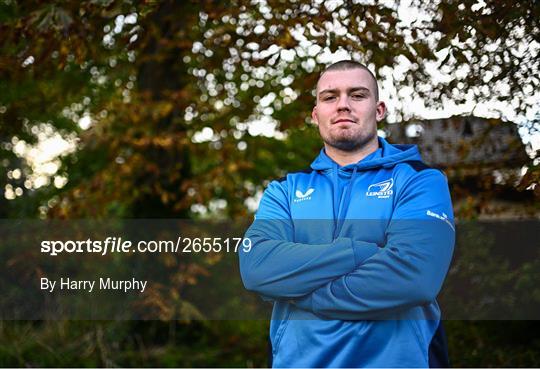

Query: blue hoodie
[239,137,455,368]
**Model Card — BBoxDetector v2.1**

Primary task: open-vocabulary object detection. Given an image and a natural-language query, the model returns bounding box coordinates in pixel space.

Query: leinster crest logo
[366,178,394,199]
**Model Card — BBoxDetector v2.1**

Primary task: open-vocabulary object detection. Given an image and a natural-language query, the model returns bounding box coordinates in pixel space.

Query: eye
[322,95,336,101]
[351,94,366,99]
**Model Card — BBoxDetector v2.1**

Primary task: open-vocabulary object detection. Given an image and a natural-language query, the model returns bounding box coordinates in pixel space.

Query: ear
[311,106,319,125]
[375,101,387,122]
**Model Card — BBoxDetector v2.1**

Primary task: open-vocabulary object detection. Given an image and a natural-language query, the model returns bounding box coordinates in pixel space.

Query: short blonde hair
[318,60,379,101]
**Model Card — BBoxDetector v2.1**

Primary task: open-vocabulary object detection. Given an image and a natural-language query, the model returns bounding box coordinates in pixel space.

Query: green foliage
[2,0,536,219]
[0,320,269,367]
[446,321,540,367]
[421,0,540,114]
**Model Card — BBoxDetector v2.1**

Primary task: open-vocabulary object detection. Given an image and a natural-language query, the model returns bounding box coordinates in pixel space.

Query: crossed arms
[238,169,455,320]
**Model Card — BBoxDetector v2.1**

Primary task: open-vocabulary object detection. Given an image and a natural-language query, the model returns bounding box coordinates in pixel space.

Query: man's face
[312,68,386,152]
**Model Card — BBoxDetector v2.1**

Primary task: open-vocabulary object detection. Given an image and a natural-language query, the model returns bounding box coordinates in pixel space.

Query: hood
[310,137,422,171]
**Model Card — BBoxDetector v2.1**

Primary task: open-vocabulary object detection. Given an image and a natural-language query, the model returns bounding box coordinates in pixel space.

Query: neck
[324,138,379,167]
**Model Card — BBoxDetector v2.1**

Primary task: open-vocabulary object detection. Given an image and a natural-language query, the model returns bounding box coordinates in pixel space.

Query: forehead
[317,68,375,93]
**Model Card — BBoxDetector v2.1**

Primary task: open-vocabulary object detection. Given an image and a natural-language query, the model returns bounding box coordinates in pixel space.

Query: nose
[336,94,351,112]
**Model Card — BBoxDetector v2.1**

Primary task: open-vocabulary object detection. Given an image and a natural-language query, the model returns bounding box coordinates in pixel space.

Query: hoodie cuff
[352,241,379,267]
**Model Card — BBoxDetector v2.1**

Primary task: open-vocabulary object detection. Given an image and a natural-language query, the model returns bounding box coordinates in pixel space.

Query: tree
[2,0,538,219]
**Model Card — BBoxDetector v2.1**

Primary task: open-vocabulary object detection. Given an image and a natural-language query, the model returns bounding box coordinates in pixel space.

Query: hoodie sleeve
[239,179,380,299]
[293,169,455,319]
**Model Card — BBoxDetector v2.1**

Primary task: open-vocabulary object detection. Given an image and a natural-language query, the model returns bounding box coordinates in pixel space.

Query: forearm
[293,220,455,319]
[239,220,379,298]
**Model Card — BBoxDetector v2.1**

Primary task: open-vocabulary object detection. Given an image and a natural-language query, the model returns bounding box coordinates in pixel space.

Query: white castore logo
[366,178,394,199]
[294,188,314,203]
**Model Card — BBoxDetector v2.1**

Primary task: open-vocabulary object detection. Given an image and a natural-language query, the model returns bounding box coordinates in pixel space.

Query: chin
[327,139,362,152]
[327,133,377,152]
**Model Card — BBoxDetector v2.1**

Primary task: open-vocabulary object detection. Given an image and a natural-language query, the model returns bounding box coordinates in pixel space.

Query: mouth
[332,118,356,124]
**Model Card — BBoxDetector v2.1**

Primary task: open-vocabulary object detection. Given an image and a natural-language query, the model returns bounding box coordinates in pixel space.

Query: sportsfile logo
[366,178,394,198]
[294,188,314,203]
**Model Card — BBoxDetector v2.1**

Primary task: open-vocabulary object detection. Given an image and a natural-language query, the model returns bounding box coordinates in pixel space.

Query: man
[239,60,455,368]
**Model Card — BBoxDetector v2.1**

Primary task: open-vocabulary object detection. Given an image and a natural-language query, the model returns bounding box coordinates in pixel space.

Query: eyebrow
[318,86,371,96]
